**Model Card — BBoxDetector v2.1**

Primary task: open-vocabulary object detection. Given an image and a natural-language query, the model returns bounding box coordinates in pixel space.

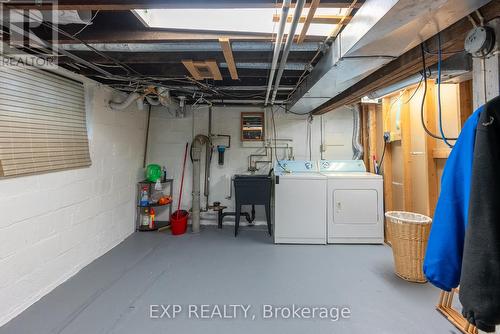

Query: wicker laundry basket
[385,211,432,283]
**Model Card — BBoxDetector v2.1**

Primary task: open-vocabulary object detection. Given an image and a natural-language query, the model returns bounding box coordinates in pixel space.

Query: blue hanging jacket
[423,107,482,291]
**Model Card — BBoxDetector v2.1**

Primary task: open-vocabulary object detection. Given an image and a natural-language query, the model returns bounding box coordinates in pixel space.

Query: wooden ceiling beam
[6,0,363,10]
[272,14,351,25]
[182,60,203,80]
[328,0,358,38]
[219,37,239,80]
[205,60,223,81]
[297,0,321,44]
[53,30,276,44]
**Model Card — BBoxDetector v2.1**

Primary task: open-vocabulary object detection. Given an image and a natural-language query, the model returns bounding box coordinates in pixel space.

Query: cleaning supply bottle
[162,166,167,182]
[140,186,149,206]
[141,208,149,226]
[149,208,155,229]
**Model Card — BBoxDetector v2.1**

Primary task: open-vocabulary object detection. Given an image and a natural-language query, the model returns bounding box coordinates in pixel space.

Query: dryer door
[328,178,383,244]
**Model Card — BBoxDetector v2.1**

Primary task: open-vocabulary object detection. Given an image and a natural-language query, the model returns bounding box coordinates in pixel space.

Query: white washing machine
[320,160,384,244]
[273,160,327,244]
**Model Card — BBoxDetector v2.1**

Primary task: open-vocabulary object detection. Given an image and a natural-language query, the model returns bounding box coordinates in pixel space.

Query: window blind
[0,66,91,178]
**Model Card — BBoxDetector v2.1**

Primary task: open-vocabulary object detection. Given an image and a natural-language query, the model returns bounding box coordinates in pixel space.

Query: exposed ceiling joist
[329,0,358,38]
[53,30,275,44]
[6,0,363,10]
[297,0,321,44]
[219,38,239,80]
[181,60,203,80]
[272,14,351,25]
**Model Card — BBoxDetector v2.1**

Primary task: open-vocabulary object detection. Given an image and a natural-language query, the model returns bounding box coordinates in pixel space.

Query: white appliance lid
[321,172,382,179]
[319,160,367,172]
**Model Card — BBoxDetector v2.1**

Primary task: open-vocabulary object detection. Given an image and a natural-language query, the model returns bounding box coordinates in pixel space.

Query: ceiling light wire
[71,10,100,37]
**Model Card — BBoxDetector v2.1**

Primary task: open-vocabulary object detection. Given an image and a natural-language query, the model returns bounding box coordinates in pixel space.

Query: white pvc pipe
[271,0,306,105]
[264,0,291,106]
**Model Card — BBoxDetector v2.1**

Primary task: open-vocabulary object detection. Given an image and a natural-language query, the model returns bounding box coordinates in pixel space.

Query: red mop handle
[177,142,189,214]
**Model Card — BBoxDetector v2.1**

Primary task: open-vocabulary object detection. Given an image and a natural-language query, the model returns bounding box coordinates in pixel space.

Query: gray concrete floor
[1,226,458,334]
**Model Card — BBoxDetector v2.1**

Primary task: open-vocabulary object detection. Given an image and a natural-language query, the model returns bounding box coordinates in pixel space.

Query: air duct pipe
[191,135,212,233]
[351,105,364,160]
[271,0,306,104]
[109,92,142,111]
[264,0,291,105]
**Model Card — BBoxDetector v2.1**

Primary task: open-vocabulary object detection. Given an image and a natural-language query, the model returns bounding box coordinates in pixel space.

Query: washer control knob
[305,162,313,169]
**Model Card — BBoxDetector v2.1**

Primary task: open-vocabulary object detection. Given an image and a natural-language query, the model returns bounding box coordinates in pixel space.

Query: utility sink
[233,174,272,205]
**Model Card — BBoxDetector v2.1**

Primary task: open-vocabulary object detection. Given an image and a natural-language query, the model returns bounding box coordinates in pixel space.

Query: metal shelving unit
[136,179,173,232]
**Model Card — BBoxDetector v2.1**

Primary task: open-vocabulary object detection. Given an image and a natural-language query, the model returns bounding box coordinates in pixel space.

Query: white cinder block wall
[147,105,354,224]
[0,83,148,326]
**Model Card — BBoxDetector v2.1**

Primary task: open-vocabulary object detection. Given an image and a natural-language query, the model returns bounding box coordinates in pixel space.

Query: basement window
[0,66,91,178]
[133,7,349,37]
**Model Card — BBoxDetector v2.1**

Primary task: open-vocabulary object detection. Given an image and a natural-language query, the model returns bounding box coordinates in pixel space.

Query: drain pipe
[351,104,364,160]
[191,134,212,233]
[271,0,306,105]
[264,0,291,106]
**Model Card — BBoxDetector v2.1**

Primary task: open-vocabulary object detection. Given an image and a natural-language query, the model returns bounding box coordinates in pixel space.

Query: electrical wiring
[13,9,136,77]
[436,33,455,148]
[384,74,423,126]
[275,104,311,117]
[71,10,100,37]
[419,43,458,143]
[287,109,311,116]
[378,141,387,174]
[402,73,424,104]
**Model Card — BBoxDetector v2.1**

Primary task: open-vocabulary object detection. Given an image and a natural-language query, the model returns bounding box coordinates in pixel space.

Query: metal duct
[351,105,363,160]
[264,0,291,105]
[271,0,306,105]
[288,0,490,114]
